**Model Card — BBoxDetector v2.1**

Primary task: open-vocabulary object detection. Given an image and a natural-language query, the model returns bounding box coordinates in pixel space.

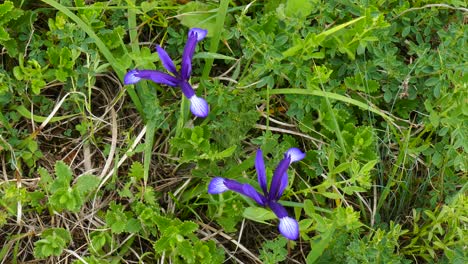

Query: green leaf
[34,228,71,258]
[178,2,218,38]
[74,174,100,194]
[307,228,335,263]
[284,0,315,18]
[54,161,73,184]
[128,161,144,181]
[304,199,315,217]
[177,240,195,263]
[243,207,276,224]
[193,52,236,61]
[259,237,288,264]
[105,203,128,234]
[178,221,199,236]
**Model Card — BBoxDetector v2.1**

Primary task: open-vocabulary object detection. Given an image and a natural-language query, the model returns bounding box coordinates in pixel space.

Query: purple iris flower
[124,28,209,118]
[208,148,306,240]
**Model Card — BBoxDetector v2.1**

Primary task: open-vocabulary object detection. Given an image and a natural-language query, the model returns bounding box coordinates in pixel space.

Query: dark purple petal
[279,217,299,240]
[242,184,266,206]
[124,70,142,85]
[223,179,266,206]
[255,149,268,195]
[277,172,288,199]
[156,45,178,76]
[268,156,291,201]
[189,28,208,41]
[179,81,196,99]
[127,70,179,87]
[268,201,289,218]
[180,30,198,80]
[208,177,229,194]
[285,148,305,164]
[189,96,209,118]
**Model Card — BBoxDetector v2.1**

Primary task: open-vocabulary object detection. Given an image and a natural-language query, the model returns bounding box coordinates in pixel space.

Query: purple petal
[222,179,266,206]
[277,172,288,199]
[156,45,178,76]
[285,148,305,164]
[208,177,229,194]
[243,184,266,206]
[189,95,209,118]
[268,156,291,201]
[126,69,179,87]
[179,81,196,99]
[181,29,202,80]
[188,28,208,41]
[124,70,142,85]
[279,217,299,240]
[255,149,268,195]
[268,201,289,218]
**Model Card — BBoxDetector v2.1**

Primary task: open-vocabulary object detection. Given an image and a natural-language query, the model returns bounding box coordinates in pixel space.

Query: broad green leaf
[243,207,276,224]
[177,2,218,37]
[307,228,335,263]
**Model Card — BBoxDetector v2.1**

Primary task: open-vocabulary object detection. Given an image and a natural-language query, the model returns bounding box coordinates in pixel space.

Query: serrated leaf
[153,235,172,254]
[74,174,100,194]
[177,240,195,263]
[54,161,73,185]
[128,161,144,180]
[178,221,198,236]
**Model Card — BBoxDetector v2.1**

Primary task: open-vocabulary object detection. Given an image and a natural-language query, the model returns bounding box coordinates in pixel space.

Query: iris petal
[218,179,266,206]
[127,70,179,87]
[286,148,306,163]
[189,28,208,41]
[279,217,299,240]
[268,201,289,218]
[243,184,266,206]
[156,45,178,76]
[189,95,209,118]
[124,70,142,85]
[208,177,229,194]
[179,81,196,99]
[277,172,288,199]
[268,156,291,201]
[255,149,268,195]
[181,32,197,80]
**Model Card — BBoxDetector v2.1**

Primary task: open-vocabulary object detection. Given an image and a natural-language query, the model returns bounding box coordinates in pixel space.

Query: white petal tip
[279,217,299,240]
[286,148,305,163]
[208,177,228,194]
[124,70,141,85]
[189,96,209,118]
[189,28,208,41]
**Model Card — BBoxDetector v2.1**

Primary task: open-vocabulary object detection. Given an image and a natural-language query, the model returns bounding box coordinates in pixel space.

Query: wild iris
[208,148,305,240]
[124,28,209,118]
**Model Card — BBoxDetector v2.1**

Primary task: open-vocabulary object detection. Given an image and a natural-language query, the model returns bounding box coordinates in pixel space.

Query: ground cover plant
[0,0,466,263]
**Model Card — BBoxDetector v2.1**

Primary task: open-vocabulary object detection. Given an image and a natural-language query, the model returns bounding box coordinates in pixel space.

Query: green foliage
[40,161,99,212]
[152,215,224,263]
[0,1,25,57]
[259,237,288,264]
[105,202,141,234]
[170,125,237,162]
[34,228,71,258]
